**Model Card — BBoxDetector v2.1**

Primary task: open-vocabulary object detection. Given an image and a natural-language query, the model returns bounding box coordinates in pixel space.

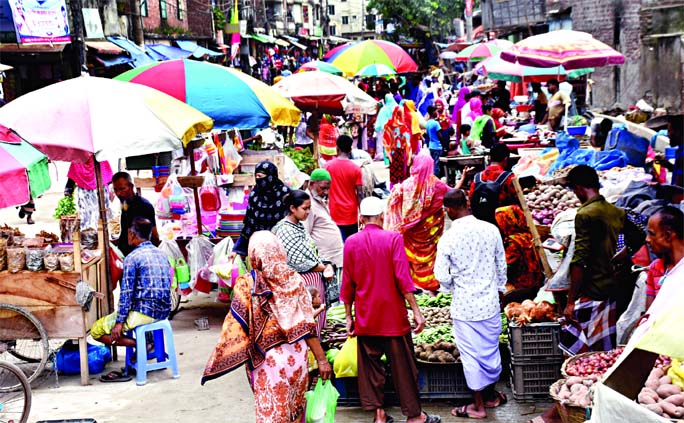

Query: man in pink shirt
[324,135,364,241]
[341,197,440,423]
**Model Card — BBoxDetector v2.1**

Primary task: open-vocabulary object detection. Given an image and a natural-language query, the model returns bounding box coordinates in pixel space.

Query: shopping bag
[304,378,340,423]
[333,336,357,378]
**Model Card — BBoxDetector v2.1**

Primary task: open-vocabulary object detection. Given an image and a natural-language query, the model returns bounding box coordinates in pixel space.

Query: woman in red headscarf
[385,150,450,292]
[383,107,412,186]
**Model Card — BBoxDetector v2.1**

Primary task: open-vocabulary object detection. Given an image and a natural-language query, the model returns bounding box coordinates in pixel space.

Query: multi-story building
[327,0,373,39]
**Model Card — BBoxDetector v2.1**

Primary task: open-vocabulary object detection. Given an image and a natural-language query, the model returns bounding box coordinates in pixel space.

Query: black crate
[508,322,563,361]
[333,377,398,407]
[416,360,472,400]
[509,358,562,402]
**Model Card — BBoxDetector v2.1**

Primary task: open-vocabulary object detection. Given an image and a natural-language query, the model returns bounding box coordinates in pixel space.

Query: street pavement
[2,160,548,422]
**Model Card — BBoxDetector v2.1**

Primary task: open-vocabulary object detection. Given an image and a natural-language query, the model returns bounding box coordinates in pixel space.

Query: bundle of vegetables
[499,313,509,344]
[524,184,581,225]
[413,325,454,345]
[54,195,77,219]
[284,146,316,175]
[415,341,459,363]
[551,376,595,408]
[326,304,347,324]
[638,365,684,419]
[422,307,451,327]
[564,347,624,377]
[504,300,557,325]
[415,293,452,308]
[320,322,348,351]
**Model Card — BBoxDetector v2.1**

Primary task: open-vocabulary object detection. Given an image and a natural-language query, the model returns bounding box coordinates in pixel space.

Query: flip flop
[451,405,486,419]
[485,390,508,408]
[99,370,132,383]
[421,411,441,423]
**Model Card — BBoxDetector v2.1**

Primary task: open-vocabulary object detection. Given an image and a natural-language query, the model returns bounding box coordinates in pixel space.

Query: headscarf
[468,97,483,123]
[452,87,470,124]
[201,231,316,384]
[384,149,440,232]
[67,157,113,190]
[402,100,422,135]
[383,107,411,156]
[375,94,398,133]
[491,107,505,129]
[433,98,451,130]
[241,161,290,241]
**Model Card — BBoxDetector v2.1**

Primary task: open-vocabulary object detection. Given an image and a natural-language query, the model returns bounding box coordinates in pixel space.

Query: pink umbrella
[500,30,625,70]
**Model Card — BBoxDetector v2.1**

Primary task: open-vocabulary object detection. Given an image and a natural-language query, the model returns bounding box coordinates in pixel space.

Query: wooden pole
[187,144,203,234]
[513,177,553,278]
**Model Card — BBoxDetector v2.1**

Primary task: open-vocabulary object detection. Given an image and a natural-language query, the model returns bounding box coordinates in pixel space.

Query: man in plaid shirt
[91,217,171,375]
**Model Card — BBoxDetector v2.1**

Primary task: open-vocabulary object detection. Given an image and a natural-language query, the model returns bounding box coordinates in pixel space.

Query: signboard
[7,0,71,44]
[465,0,473,17]
[82,8,103,39]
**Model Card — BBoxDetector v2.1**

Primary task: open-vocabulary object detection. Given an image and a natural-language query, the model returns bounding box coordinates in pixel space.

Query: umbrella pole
[94,158,116,359]
[187,143,203,234]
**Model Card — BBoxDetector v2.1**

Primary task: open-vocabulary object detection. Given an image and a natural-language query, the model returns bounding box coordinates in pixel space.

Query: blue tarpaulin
[176,40,223,58]
[145,44,192,61]
[106,36,157,68]
[95,55,133,68]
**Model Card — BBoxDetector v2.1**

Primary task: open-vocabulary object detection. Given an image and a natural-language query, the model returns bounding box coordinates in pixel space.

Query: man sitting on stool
[91,217,172,382]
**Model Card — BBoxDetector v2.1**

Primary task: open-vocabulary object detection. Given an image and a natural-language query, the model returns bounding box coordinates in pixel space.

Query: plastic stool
[124,319,180,386]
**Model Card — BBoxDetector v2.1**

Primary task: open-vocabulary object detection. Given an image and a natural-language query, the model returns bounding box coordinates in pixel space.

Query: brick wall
[186,0,213,38]
[143,0,189,31]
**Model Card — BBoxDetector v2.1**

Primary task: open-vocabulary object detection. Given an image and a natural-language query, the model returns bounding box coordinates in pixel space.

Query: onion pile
[524,184,581,225]
[565,347,625,377]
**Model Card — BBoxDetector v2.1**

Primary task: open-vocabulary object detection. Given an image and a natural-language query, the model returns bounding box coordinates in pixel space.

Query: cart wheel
[169,289,182,318]
[0,304,49,389]
[0,360,32,422]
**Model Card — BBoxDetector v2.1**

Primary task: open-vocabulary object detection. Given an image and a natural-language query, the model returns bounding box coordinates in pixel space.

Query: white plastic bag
[546,234,575,292]
[616,271,647,344]
[186,235,214,287]
[158,239,183,261]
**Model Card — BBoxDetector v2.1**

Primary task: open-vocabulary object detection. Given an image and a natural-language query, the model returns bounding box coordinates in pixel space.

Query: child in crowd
[459,124,473,155]
[306,285,326,319]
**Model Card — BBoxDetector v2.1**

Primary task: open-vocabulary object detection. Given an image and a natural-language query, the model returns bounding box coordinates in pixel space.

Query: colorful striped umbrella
[355,63,396,77]
[323,40,417,77]
[475,53,594,83]
[500,30,625,70]
[116,59,301,129]
[456,41,507,62]
[297,60,344,76]
[0,125,50,208]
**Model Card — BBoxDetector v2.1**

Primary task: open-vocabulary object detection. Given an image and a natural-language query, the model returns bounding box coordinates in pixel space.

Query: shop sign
[82,8,103,39]
[313,26,322,37]
[7,0,71,44]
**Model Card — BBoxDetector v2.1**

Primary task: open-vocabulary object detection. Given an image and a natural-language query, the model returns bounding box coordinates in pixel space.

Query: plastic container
[566,126,588,136]
[516,104,533,113]
[508,322,563,361]
[510,357,562,402]
[416,360,471,400]
[665,146,679,160]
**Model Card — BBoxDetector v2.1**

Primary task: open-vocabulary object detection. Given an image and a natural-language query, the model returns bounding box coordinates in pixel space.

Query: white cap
[359,196,385,217]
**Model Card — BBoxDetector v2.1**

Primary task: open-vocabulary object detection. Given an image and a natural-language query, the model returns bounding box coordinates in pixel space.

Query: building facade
[327,0,373,38]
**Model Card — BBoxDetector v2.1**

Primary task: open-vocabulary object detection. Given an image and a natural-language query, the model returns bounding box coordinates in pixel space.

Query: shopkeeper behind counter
[113,172,159,256]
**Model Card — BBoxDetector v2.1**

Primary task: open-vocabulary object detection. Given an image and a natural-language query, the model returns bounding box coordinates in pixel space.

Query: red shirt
[340,224,416,336]
[646,259,665,298]
[324,158,362,225]
[469,163,519,207]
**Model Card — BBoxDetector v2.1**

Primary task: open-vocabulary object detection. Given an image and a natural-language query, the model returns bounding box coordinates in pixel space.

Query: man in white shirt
[434,188,507,419]
[303,168,344,303]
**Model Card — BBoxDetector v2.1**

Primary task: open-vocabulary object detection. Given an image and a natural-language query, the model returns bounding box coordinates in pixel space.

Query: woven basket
[550,379,591,423]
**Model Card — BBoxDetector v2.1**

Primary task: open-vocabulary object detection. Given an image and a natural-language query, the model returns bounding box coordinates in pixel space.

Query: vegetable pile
[524,184,581,225]
[413,325,454,345]
[504,300,558,326]
[415,293,452,308]
[552,376,595,408]
[54,195,77,219]
[283,147,316,175]
[564,347,624,377]
[415,342,458,363]
[422,307,451,327]
[638,363,684,419]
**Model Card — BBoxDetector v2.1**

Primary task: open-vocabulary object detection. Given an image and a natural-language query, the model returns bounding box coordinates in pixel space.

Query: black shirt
[118,195,156,256]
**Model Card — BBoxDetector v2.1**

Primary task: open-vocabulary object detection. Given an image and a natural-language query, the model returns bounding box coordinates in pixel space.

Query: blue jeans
[430,149,442,177]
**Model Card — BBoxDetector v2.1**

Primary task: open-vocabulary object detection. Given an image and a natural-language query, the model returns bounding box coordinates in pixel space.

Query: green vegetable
[415,293,452,308]
[54,195,77,219]
[499,313,509,344]
[413,324,454,344]
[284,147,316,175]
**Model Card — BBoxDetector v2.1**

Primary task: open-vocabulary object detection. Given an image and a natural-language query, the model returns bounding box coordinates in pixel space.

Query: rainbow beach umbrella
[0,125,50,208]
[456,41,509,62]
[355,63,396,77]
[475,53,594,83]
[297,60,344,76]
[116,59,301,129]
[500,30,625,70]
[324,40,417,77]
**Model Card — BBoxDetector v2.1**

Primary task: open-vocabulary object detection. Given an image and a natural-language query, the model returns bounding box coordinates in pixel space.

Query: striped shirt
[116,241,172,323]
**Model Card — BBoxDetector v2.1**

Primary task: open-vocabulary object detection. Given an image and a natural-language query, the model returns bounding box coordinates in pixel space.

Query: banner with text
[8,0,71,44]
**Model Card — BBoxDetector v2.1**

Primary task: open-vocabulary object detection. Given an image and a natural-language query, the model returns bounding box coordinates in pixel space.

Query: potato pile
[638,366,684,419]
[552,376,595,408]
[423,307,451,327]
[524,184,582,225]
[415,341,459,363]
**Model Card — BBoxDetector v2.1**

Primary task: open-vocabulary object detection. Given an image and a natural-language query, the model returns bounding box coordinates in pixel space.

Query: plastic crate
[509,358,562,402]
[416,360,472,400]
[333,377,399,407]
[508,322,563,361]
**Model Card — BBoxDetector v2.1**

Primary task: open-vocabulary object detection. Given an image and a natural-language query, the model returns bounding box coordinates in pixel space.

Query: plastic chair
[124,319,180,386]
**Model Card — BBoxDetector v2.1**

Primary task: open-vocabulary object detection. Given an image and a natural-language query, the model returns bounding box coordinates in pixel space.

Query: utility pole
[465,0,473,42]
[69,0,86,75]
[130,0,144,46]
